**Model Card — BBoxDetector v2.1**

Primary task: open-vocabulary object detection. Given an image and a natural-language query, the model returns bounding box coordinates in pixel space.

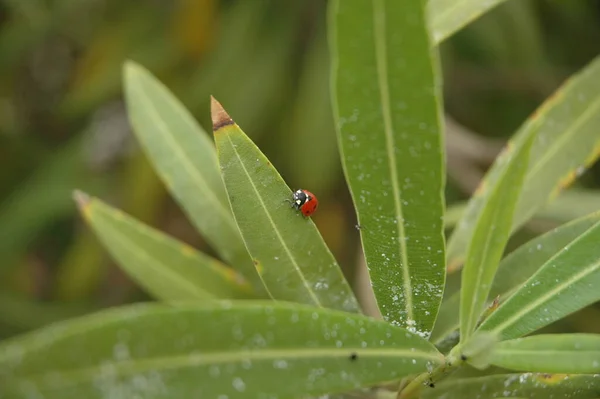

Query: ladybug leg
[283,198,295,208]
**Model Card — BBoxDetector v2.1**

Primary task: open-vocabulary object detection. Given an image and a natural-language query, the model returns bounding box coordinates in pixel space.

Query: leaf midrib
[105,203,240,283]
[461,199,501,339]
[495,348,600,356]
[95,213,212,300]
[486,258,600,336]
[372,0,413,324]
[225,134,321,307]
[10,347,442,390]
[129,79,238,234]
[524,93,600,186]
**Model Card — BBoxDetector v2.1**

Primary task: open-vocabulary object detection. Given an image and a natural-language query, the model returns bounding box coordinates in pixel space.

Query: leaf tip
[73,190,92,218]
[210,96,234,132]
[122,59,141,81]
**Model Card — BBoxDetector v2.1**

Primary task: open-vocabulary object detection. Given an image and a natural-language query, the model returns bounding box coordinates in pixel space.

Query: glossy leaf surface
[428,0,509,44]
[491,334,600,373]
[448,56,600,271]
[75,192,253,301]
[459,134,534,341]
[123,62,263,291]
[329,0,446,335]
[0,302,443,398]
[431,211,600,346]
[212,99,359,313]
[424,373,600,399]
[478,219,600,340]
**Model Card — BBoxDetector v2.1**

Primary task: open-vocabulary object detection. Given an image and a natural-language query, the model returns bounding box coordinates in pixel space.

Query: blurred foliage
[1,0,600,341]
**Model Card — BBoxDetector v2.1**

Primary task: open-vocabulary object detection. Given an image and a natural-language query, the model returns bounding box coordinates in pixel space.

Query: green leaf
[431,211,600,347]
[478,218,600,340]
[75,191,254,301]
[448,55,600,271]
[459,133,534,341]
[329,0,446,335]
[423,373,600,399]
[447,189,600,229]
[490,334,600,374]
[211,99,360,313]
[122,61,264,292]
[456,331,499,370]
[538,189,600,223]
[444,202,467,230]
[0,302,444,398]
[428,0,509,44]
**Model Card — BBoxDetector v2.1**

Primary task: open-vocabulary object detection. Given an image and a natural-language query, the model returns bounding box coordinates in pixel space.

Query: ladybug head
[292,189,308,208]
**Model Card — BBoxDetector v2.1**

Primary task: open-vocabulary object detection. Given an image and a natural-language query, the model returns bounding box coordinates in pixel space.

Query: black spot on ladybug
[349,352,358,361]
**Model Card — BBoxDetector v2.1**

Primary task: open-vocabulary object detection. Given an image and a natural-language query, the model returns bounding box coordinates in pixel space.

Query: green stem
[397,352,463,398]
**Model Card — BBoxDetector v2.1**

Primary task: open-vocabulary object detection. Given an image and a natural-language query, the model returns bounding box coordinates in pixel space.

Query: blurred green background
[1,0,600,340]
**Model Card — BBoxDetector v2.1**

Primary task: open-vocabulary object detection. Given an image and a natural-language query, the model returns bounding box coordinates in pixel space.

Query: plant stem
[396,352,463,398]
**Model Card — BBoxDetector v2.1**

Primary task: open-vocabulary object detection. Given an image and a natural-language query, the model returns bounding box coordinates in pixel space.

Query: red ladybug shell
[300,190,318,217]
[292,189,318,217]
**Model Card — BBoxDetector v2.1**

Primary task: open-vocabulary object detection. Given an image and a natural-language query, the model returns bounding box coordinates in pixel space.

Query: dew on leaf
[113,343,130,362]
[273,359,289,369]
[209,365,221,378]
[232,377,246,392]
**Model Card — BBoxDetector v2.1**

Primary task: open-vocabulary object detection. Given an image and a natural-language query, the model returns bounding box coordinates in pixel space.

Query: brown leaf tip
[210,96,234,131]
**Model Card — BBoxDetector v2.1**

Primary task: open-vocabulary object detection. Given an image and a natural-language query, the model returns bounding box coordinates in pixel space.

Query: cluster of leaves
[2,1,600,398]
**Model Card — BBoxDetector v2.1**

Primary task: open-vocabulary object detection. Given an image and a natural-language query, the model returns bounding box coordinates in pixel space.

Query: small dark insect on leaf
[460,354,468,361]
[349,352,358,361]
[428,382,435,388]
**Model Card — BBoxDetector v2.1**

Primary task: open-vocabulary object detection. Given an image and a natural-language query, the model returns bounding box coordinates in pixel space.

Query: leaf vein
[525,89,600,181]
[372,0,413,324]
[488,259,600,336]
[13,347,442,390]
[131,83,238,234]
[225,134,321,307]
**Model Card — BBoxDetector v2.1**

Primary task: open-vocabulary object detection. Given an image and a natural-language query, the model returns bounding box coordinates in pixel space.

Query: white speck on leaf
[232,377,246,392]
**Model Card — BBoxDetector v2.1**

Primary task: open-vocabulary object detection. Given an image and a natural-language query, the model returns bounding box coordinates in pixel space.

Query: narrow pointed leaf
[460,134,534,341]
[211,99,360,313]
[431,211,600,346]
[423,373,600,399]
[539,189,600,223]
[329,0,446,335]
[0,302,443,398]
[428,0,509,44]
[490,334,600,374]
[122,61,263,292]
[478,219,600,340]
[448,56,600,271]
[75,191,253,301]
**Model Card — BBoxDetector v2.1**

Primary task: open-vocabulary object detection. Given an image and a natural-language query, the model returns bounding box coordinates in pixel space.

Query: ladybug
[290,189,318,217]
